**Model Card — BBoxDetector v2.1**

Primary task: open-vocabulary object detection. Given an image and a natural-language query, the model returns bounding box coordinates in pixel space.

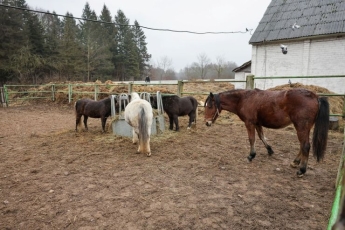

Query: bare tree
[157,56,172,82]
[183,64,199,80]
[213,56,226,79]
[197,53,210,79]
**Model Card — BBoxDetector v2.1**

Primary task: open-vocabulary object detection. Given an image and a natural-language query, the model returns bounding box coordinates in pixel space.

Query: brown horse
[75,96,118,133]
[204,88,329,177]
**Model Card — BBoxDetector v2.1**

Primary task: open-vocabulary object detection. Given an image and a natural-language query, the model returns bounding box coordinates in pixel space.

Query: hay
[269,82,344,115]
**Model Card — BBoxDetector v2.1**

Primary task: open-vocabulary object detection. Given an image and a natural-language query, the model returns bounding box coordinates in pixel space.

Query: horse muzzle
[205,121,212,126]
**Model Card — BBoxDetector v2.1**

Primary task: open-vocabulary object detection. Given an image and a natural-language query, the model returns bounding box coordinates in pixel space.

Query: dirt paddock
[0,104,344,229]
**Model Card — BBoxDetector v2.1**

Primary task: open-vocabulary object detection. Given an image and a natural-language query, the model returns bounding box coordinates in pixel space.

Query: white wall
[234,72,251,89]
[251,36,345,94]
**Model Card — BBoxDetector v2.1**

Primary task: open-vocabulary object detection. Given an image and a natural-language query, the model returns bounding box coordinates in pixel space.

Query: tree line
[0,0,238,86]
[0,0,151,86]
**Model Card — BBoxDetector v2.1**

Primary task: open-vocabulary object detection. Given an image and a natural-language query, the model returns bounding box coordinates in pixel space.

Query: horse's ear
[210,92,214,98]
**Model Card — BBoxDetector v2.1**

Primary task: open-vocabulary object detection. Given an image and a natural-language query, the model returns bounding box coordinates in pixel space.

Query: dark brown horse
[151,94,198,131]
[204,88,329,176]
[75,96,118,133]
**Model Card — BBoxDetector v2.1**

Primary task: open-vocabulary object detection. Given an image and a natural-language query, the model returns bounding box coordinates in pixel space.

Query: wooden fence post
[246,75,254,89]
[128,82,133,94]
[0,87,7,107]
[177,81,184,97]
[68,84,72,103]
[343,96,345,118]
[94,84,99,100]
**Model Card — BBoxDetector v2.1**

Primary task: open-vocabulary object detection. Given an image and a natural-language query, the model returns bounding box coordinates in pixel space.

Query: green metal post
[4,85,9,106]
[51,84,55,101]
[328,180,343,230]
[328,128,345,229]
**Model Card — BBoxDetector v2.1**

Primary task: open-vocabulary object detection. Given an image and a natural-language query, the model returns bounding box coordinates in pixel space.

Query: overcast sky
[26,0,271,71]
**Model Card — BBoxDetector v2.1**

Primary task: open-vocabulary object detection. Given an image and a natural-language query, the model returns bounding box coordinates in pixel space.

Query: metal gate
[111,91,165,137]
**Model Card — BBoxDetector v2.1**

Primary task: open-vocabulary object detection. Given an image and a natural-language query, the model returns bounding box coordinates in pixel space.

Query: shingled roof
[249,0,345,44]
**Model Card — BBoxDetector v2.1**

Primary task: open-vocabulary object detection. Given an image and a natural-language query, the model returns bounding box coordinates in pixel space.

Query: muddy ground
[0,101,344,229]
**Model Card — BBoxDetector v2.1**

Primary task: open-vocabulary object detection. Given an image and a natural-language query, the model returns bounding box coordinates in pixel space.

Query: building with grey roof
[248,0,345,93]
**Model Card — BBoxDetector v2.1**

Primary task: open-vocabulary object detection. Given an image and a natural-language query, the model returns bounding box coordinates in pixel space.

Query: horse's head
[204,92,220,126]
[150,95,158,109]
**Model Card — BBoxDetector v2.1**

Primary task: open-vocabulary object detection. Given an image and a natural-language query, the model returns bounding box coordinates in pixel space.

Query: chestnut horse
[204,88,329,177]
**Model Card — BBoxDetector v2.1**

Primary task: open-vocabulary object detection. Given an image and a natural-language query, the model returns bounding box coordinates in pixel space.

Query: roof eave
[249,33,345,45]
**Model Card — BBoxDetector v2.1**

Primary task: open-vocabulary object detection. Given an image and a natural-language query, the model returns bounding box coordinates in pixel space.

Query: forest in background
[0,0,237,86]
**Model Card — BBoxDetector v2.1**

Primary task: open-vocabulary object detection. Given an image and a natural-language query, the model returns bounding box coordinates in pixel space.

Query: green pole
[68,84,72,103]
[51,84,55,101]
[4,85,9,106]
[328,179,343,230]
[328,129,345,229]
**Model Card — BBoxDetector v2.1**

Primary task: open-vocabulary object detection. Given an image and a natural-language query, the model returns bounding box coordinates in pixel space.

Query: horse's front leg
[168,115,174,130]
[83,116,89,131]
[245,123,256,161]
[255,125,274,155]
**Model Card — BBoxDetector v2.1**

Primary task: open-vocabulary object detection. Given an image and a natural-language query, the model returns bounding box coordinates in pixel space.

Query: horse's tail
[312,97,329,162]
[138,106,149,147]
[191,97,198,122]
[75,100,82,128]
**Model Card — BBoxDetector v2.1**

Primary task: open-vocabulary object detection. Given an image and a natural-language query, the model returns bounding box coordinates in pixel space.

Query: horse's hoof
[296,171,304,178]
[267,146,274,156]
[146,152,151,157]
[290,162,299,168]
[247,156,253,162]
[187,127,191,130]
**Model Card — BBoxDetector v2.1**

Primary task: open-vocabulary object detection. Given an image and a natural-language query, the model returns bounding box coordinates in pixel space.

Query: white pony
[124,92,153,156]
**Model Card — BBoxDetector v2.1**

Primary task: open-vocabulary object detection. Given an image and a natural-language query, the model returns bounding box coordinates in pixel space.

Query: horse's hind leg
[83,116,89,131]
[168,115,174,130]
[173,115,179,131]
[294,126,312,177]
[255,125,274,155]
[132,128,139,145]
[187,112,196,129]
[76,114,82,132]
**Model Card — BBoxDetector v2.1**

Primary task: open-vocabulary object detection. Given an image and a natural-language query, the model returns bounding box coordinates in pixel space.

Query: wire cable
[0,3,253,35]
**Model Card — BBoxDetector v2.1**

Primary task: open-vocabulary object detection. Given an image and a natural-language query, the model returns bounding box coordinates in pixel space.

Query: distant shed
[232,61,251,89]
